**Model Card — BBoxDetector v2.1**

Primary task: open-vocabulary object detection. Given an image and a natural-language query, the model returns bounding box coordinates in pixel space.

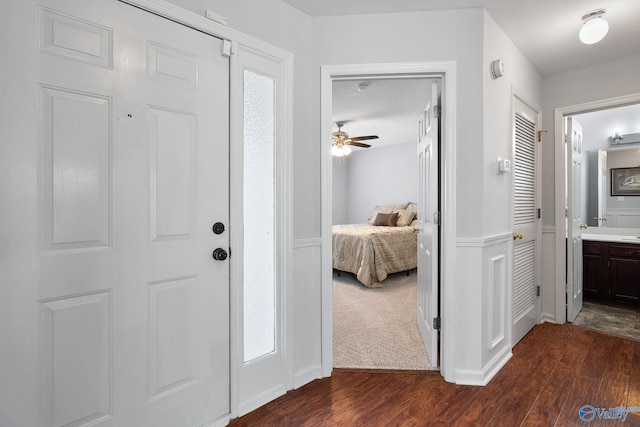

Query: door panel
[1,1,230,426]
[512,99,540,345]
[566,117,584,322]
[417,81,440,368]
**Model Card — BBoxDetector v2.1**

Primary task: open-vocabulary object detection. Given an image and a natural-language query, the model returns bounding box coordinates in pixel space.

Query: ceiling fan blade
[350,135,379,141]
[347,141,371,148]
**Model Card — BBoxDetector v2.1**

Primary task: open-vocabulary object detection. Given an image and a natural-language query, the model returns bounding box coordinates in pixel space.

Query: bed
[332,202,418,288]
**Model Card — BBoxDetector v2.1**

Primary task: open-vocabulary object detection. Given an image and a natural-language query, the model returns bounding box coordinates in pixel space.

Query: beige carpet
[332,269,433,370]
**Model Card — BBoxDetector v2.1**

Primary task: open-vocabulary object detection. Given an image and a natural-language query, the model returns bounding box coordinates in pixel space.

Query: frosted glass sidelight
[243,70,276,363]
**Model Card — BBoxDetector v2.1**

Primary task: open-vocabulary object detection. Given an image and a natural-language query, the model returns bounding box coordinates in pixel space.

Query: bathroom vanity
[583,233,640,304]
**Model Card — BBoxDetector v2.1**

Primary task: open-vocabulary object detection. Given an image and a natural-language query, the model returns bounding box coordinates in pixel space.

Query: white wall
[482,12,542,236]
[541,51,640,322]
[474,11,542,378]
[332,156,349,224]
[336,142,418,224]
[541,52,640,227]
[317,9,542,385]
[314,8,485,238]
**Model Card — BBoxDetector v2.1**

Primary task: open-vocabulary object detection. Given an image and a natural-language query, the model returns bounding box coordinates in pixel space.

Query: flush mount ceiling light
[579,9,609,45]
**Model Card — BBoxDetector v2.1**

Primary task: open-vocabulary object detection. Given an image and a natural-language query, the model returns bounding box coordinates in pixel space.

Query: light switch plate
[497,158,511,174]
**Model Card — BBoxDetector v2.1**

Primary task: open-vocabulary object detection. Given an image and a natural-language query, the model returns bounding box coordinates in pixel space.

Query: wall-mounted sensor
[490,59,505,79]
[497,158,511,174]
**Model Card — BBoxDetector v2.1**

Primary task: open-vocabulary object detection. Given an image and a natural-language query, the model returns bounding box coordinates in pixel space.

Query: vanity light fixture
[611,131,624,143]
[609,132,640,146]
[579,9,609,45]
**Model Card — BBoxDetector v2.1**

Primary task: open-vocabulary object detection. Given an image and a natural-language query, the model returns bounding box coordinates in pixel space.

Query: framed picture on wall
[611,166,640,196]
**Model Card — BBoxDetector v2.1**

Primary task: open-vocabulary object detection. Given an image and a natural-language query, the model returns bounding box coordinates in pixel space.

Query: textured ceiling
[332,78,433,151]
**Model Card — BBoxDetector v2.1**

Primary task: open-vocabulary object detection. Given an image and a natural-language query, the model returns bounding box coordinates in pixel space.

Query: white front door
[512,98,540,345]
[566,117,584,322]
[0,1,230,425]
[417,81,440,368]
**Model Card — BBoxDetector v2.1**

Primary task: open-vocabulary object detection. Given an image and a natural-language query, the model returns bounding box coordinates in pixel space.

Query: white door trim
[553,92,640,323]
[320,62,457,381]
[120,0,294,418]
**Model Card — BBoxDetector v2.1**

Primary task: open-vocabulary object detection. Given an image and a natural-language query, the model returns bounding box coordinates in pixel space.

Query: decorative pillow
[367,203,409,224]
[405,202,418,216]
[373,212,398,226]
[396,209,416,227]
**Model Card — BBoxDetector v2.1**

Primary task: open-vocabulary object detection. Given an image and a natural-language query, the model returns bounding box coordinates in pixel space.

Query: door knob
[580,224,588,230]
[212,248,228,261]
[512,232,523,240]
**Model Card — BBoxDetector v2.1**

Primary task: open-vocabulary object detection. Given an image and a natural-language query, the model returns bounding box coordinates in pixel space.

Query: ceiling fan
[331,122,378,156]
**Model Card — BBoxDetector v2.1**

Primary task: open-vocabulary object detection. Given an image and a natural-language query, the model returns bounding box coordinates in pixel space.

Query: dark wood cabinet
[582,241,605,299]
[582,240,640,305]
[608,244,640,303]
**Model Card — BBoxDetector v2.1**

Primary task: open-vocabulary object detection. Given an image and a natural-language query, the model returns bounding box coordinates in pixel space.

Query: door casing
[553,92,640,323]
[320,62,457,381]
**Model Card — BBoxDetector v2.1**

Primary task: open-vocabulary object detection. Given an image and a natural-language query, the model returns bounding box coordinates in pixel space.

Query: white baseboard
[203,414,231,427]
[454,346,512,386]
[293,365,323,389]
[237,385,287,418]
[539,312,557,324]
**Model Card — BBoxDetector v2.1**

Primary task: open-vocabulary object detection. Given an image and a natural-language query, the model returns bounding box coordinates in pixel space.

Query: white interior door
[0,1,230,425]
[597,149,608,227]
[512,98,540,345]
[566,117,584,322]
[417,81,440,368]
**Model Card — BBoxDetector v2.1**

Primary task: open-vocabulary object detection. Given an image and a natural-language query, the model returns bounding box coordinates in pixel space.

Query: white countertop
[582,234,640,244]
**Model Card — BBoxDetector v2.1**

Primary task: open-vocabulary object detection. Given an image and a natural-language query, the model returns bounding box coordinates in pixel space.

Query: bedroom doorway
[322,64,451,373]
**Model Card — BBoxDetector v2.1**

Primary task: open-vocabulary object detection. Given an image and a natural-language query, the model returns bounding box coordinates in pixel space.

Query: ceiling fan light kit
[579,9,609,45]
[331,122,378,157]
[331,144,351,157]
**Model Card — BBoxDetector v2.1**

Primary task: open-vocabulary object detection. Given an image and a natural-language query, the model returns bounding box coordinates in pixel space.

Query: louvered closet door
[512,98,540,345]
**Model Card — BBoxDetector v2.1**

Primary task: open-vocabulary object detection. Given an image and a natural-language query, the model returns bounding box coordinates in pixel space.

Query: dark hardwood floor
[229,323,640,426]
